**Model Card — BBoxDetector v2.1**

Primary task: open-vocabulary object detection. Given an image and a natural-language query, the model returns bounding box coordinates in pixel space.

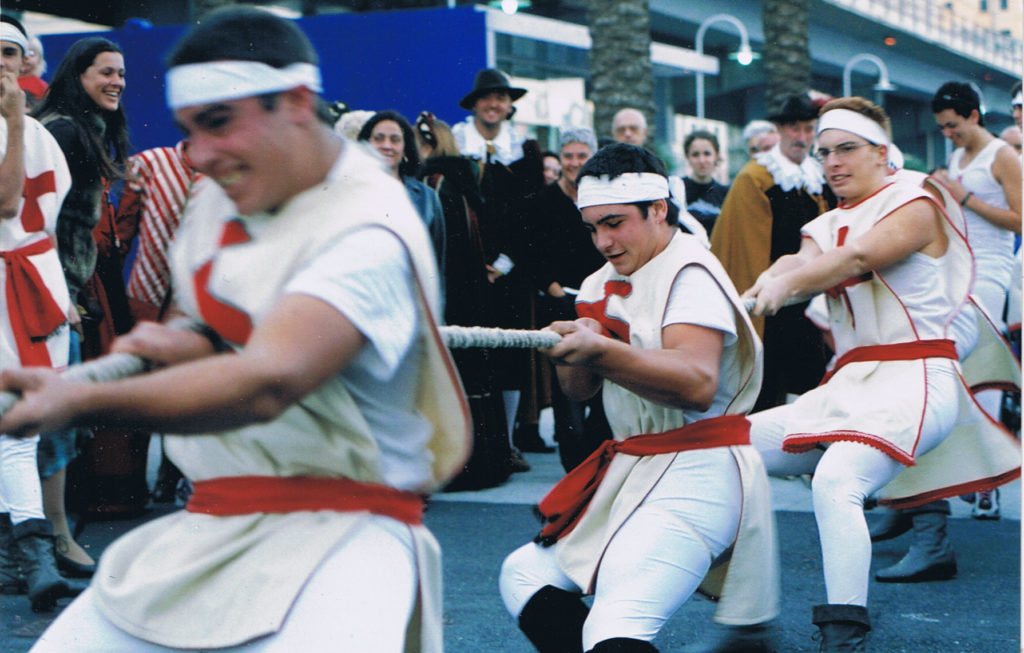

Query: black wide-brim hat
[768,93,819,123]
[459,68,527,110]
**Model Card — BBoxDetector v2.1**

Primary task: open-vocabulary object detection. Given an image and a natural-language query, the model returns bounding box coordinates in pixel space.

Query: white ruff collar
[454,117,523,165]
[754,143,824,195]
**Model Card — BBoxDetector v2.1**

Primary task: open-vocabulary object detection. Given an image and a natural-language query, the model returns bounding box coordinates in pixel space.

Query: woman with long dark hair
[31,36,134,576]
[357,110,446,280]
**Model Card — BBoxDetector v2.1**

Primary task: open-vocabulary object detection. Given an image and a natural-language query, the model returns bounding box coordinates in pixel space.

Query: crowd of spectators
[0,11,1019,653]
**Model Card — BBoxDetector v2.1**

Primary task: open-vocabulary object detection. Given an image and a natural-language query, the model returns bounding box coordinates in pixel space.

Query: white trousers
[0,434,45,523]
[972,274,1011,419]
[749,360,960,606]
[30,517,418,652]
[499,448,742,648]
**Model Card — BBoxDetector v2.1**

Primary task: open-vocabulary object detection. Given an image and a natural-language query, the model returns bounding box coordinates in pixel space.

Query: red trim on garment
[825,225,873,309]
[186,475,425,523]
[1,238,65,366]
[836,182,895,210]
[788,340,958,463]
[192,219,254,346]
[783,430,915,466]
[879,468,1022,510]
[20,170,57,233]
[819,339,957,385]
[534,414,750,545]
[575,280,633,343]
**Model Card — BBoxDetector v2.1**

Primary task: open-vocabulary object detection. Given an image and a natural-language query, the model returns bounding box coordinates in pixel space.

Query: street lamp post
[695,13,753,120]
[842,53,896,104]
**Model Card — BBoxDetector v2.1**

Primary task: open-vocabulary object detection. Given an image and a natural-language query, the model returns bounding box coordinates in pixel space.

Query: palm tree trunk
[762,0,812,112]
[587,0,656,140]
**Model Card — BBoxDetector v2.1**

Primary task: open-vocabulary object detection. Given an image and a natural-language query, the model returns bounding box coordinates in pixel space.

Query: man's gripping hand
[543,317,606,366]
[0,367,77,437]
[112,320,219,367]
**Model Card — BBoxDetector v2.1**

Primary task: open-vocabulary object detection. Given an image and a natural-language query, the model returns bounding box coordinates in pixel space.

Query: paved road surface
[3,415,1019,652]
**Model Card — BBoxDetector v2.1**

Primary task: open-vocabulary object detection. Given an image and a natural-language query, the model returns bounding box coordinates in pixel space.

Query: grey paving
[2,413,1019,652]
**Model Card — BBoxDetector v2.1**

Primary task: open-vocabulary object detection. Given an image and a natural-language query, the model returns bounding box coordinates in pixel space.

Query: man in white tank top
[931,81,1022,519]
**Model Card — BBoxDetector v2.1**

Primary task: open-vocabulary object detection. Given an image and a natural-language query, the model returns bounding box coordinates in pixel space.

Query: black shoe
[812,604,870,652]
[510,447,532,473]
[868,508,912,542]
[513,423,555,453]
[56,552,96,579]
[680,622,776,652]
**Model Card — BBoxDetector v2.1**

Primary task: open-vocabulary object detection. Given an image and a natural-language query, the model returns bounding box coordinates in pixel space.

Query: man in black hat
[453,68,528,165]
[447,68,549,485]
[710,93,835,411]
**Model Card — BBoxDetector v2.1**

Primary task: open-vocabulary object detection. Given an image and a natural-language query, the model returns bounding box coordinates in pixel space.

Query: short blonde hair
[820,97,892,141]
[429,119,459,157]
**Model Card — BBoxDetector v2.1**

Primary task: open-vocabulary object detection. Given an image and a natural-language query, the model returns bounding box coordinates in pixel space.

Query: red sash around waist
[820,339,958,385]
[534,414,750,545]
[186,475,425,524]
[1,238,65,366]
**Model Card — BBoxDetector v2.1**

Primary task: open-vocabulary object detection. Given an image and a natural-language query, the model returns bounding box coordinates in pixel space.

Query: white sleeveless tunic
[948,138,1015,294]
[91,143,471,650]
[793,181,1019,507]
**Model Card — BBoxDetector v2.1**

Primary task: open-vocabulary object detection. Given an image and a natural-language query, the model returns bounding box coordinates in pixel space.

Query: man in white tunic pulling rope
[0,8,471,651]
[498,143,779,653]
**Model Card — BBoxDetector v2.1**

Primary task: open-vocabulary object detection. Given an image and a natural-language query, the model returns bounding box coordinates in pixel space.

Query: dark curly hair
[357,110,421,178]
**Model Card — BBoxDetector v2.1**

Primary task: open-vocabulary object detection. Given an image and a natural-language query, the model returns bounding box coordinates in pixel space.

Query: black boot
[812,604,870,652]
[875,500,956,582]
[514,422,555,453]
[867,507,912,542]
[518,585,590,653]
[680,621,777,652]
[586,638,658,652]
[0,513,26,595]
[12,518,70,612]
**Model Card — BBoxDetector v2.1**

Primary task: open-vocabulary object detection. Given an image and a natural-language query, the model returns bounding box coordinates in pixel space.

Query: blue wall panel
[38,7,487,154]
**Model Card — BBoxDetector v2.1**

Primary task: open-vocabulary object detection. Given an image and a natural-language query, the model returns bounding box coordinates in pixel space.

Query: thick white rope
[0,326,560,417]
[0,297,795,417]
[0,352,148,416]
[439,325,561,349]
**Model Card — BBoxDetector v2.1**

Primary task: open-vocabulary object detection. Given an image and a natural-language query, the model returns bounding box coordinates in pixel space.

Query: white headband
[1013,91,1023,107]
[577,173,669,209]
[886,142,904,173]
[0,24,28,54]
[165,61,323,110]
[817,109,889,146]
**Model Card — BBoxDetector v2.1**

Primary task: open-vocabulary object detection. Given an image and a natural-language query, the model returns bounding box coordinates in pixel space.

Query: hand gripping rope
[0,325,557,416]
[0,296,778,416]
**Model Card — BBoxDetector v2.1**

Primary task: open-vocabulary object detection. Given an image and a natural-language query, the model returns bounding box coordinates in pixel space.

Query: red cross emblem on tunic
[576,280,632,343]
[20,171,56,233]
[193,219,254,346]
[825,226,873,325]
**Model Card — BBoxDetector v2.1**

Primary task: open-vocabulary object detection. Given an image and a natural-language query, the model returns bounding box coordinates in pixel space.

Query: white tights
[30,517,419,652]
[0,434,45,524]
[499,448,741,648]
[749,360,960,606]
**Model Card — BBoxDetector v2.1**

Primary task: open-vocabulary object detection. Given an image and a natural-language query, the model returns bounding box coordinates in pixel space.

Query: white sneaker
[971,488,1000,520]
